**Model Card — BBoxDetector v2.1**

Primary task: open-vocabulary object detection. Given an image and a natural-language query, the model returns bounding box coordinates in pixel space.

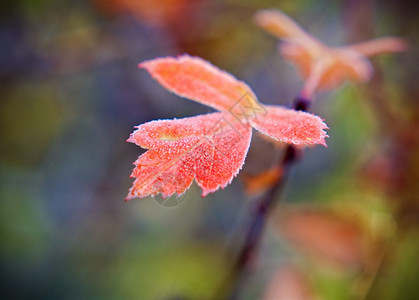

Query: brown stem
[211,96,310,300]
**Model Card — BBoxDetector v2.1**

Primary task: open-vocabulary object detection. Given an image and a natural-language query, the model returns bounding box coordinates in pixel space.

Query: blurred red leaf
[263,264,317,300]
[242,166,283,196]
[277,206,370,270]
[127,55,328,199]
[92,0,191,26]
[255,9,408,97]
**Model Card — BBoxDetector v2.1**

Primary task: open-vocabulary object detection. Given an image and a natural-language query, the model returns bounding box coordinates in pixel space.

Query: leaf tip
[138,60,153,71]
[124,192,134,201]
[126,135,134,143]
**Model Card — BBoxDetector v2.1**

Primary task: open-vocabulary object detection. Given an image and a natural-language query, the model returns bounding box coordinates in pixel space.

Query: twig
[211,96,311,300]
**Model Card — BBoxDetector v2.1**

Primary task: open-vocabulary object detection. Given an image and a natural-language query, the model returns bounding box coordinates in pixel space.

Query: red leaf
[140,55,258,112]
[127,55,329,199]
[250,105,328,146]
[126,113,252,199]
[242,166,283,196]
[277,206,369,270]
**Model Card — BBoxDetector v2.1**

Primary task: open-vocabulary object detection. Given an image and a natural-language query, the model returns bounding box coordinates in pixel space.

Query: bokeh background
[1,0,418,299]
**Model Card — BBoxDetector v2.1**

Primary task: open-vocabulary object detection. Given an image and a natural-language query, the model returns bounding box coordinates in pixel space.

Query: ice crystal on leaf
[126,55,328,200]
[254,9,408,97]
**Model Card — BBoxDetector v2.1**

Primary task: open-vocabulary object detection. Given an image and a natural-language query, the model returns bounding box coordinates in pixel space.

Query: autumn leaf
[242,166,283,196]
[263,265,317,300]
[126,55,328,200]
[127,113,251,199]
[139,55,258,112]
[255,9,408,97]
[277,206,370,270]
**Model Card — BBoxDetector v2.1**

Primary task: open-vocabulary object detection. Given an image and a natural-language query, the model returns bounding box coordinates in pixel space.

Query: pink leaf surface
[140,55,258,112]
[126,113,252,199]
[254,9,318,47]
[250,105,328,146]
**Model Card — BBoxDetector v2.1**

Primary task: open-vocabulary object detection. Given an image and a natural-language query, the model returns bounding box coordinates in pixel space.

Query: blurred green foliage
[0,85,65,166]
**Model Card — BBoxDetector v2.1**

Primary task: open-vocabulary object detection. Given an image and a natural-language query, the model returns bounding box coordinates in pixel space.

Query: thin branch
[211,96,310,300]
